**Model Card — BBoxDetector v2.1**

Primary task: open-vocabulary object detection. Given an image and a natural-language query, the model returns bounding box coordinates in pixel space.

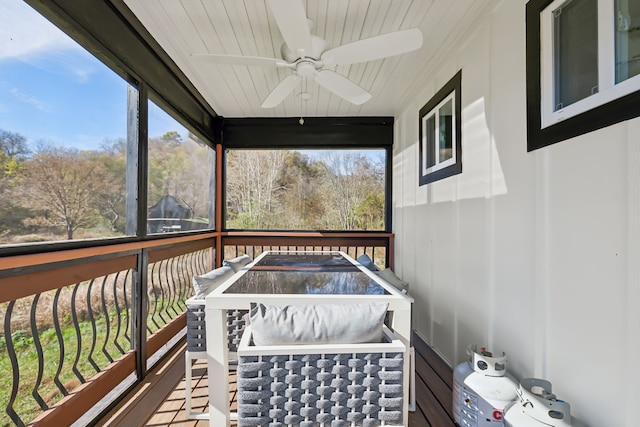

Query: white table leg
[205,307,230,427]
[392,307,413,425]
[391,308,411,342]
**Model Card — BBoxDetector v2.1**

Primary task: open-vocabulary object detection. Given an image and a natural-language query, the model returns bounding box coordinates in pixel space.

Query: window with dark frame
[527,0,640,150]
[0,0,219,252]
[220,117,394,233]
[223,148,388,232]
[419,70,462,186]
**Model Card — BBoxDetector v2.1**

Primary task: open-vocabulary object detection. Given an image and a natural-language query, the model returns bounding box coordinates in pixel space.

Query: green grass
[0,299,185,426]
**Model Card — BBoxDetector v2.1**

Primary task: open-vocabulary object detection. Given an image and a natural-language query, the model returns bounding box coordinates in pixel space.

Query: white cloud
[0,0,80,62]
[0,0,98,84]
[9,87,48,111]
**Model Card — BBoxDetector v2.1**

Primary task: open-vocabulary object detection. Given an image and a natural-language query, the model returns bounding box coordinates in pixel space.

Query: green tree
[95,139,127,232]
[226,150,286,229]
[225,150,385,231]
[279,151,326,229]
[147,133,212,220]
[147,133,187,206]
[0,130,30,238]
[0,129,30,159]
[323,153,374,230]
[356,192,385,230]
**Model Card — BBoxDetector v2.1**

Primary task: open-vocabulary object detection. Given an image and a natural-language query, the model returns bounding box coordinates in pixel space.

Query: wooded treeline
[225,149,385,230]
[0,128,385,244]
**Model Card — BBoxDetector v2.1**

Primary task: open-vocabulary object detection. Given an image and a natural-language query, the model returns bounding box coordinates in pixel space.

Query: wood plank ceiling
[123,0,491,118]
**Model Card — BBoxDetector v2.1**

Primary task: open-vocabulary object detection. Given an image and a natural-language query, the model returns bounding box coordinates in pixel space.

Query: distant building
[147,195,191,233]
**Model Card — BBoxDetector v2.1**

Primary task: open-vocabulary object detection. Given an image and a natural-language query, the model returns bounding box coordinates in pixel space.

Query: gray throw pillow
[377,268,409,294]
[356,253,380,271]
[192,265,235,299]
[249,302,389,346]
[222,254,253,272]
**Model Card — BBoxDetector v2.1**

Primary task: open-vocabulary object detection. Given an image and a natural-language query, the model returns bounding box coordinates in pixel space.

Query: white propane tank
[452,345,518,426]
[503,378,587,427]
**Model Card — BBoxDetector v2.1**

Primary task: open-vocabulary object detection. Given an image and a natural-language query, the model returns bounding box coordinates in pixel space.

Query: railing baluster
[178,253,190,309]
[177,254,188,311]
[70,282,86,383]
[167,257,178,318]
[30,293,48,410]
[100,275,114,363]
[4,300,25,427]
[157,259,168,325]
[86,278,100,373]
[112,270,126,355]
[123,269,132,344]
[149,261,160,332]
[52,288,69,397]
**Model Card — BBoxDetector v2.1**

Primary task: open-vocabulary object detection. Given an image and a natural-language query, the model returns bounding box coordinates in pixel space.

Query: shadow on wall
[406,96,508,206]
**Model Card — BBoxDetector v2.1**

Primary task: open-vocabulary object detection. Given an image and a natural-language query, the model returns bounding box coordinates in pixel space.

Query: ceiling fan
[191,0,423,108]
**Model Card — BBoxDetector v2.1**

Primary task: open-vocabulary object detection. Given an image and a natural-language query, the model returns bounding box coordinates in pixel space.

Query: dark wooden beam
[221,117,394,148]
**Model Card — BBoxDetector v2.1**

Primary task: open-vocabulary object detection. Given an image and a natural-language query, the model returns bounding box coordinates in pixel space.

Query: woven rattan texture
[237,352,404,427]
[186,304,247,352]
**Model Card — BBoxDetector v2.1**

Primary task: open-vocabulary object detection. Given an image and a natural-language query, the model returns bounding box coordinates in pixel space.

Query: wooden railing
[0,234,215,427]
[0,231,393,426]
[221,231,394,269]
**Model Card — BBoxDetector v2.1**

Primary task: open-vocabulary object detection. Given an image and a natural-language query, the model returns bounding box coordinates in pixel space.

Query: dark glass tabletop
[223,252,389,295]
[253,252,354,268]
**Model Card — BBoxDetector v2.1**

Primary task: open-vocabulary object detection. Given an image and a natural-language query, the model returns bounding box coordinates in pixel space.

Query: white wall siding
[394,0,639,425]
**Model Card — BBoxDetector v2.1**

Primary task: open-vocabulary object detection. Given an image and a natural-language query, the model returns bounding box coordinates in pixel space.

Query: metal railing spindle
[29,293,48,410]
[4,300,24,427]
[100,275,114,364]
[70,282,86,384]
[112,270,126,356]
[52,288,69,397]
[86,278,100,374]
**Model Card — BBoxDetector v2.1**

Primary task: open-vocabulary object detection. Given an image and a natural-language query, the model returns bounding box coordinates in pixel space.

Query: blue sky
[0,1,383,163]
[0,0,187,151]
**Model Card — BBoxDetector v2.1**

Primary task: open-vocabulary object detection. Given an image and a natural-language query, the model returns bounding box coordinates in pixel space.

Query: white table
[205,250,413,427]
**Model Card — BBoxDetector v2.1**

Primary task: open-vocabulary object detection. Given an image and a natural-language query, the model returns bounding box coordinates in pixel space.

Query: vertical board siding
[394,1,639,426]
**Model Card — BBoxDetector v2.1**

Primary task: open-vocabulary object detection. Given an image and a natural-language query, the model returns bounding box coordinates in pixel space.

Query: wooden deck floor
[98,339,433,427]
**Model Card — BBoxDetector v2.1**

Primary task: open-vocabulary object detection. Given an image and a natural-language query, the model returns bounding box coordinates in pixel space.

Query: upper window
[0,0,132,246]
[419,70,462,185]
[224,149,387,231]
[147,100,214,234]
[528,0,640,149]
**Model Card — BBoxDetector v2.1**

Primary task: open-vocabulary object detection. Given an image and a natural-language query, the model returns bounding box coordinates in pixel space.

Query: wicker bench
[236,325,407,427]
[185,297,248,419]
[186,299,247,353]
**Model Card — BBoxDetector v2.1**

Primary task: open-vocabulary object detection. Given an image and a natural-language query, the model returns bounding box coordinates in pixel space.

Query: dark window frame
[418,70,462,186]
[526,0,640,151]
[2,0,219,257]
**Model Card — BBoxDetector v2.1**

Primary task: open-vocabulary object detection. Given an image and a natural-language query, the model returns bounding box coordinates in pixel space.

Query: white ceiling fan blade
[321,28,423,66]
[191,53,288,68]
[267,0,312,57]
[261,74,301,108]
[315,70,371,105]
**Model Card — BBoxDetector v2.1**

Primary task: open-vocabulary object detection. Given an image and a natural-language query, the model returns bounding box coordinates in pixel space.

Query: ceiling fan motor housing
[281,35,328,63]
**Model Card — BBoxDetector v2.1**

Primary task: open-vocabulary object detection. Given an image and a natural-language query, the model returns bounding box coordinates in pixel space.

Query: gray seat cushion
[192,265,235,299]
[222,254,253,272]
[356,253,379,271]
[377,268,409,294]
[249,302,388,346]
